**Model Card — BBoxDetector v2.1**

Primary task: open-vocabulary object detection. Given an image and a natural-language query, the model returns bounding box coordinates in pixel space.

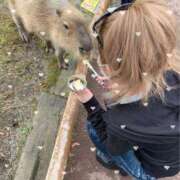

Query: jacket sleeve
[83,96,132,155]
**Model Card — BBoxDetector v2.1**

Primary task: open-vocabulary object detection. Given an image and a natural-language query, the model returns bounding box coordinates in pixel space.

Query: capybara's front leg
[55,48,68,70]
[12,15,31,43]
[45,40,54,53]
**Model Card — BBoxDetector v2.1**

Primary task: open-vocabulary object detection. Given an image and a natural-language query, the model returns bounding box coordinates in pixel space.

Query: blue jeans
[86,122,156,180]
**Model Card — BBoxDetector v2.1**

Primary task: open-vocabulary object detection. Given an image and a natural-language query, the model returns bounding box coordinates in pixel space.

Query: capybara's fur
[8,0,92,69]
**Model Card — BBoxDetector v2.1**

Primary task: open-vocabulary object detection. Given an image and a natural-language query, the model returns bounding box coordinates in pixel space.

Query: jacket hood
[164,71,180,107]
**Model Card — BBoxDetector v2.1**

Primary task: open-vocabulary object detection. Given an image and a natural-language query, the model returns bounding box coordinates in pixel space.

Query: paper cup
[68,74,87,92]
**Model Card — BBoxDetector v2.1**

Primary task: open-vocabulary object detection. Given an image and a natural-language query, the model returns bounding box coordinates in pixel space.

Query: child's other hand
[75,88,93,103]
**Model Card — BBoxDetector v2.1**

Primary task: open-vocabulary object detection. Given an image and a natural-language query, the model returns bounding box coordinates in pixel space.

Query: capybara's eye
[63,22,69,30]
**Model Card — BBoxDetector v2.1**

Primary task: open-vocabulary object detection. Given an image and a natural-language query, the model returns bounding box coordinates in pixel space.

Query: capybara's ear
[56,9,62,17]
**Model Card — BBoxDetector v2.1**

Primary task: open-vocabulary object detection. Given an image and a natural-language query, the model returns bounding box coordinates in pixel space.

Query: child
[75,0,180,179]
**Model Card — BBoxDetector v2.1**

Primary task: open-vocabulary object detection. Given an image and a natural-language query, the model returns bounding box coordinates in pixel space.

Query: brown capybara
[8,0,92,69]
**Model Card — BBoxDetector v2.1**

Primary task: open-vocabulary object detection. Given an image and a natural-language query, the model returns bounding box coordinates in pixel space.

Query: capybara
[8,0,92,69]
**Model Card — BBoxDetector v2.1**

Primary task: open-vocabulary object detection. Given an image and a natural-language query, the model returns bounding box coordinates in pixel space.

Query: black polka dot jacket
[83,71,180,178]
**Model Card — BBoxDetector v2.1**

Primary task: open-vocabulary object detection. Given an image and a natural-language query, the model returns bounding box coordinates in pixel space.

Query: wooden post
[45,1,112,180]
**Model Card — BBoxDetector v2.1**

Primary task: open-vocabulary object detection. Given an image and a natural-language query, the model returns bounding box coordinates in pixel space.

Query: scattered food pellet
[5,127,10,131]
[166,87,172,91]
[60,92,66,97]
[133,146,139,151]
[116,58,122,63]
[7,52,12,56]
[11,9,16,14]
[62,171,67,175]
[135,32,141,37]
[170,125,176,129]
[91,74,96,79]
[90,106,96,111]
[8,85,13,89]
[166,10,173,15]
[72,142,80,148]
[92,32,98,38]
[143,102,148,107]
[90,147,96,152]
[114,170,120,174]
[64,59,70,64]
[4,164,9,168]
[37,146,43,150]
[120,125,126,129]
[0,152,5,158]
[38,72,44,77]
[142,72,148,76]
[40,31,46,36]
[164,165,170,170]
[0,132,5,136]
[166,53,173,58]
[115,90,120,94]
[120,11,125,15]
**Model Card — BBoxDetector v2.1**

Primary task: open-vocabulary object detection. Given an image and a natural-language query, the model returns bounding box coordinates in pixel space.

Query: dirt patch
[0,2,60,180]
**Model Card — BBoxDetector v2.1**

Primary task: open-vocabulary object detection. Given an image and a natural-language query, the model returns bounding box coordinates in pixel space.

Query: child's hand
[75,88,93,103]
[95,76,111,90]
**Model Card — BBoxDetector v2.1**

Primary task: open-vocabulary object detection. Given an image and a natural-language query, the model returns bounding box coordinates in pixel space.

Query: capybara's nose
[79,44,92,54]
[79,47,89,54]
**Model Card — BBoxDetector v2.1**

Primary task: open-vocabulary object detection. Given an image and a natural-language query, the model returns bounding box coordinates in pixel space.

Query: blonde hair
[99,0,180,103]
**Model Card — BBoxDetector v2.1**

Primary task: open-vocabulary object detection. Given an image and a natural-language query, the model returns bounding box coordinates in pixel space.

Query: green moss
[42,57,61,89]
[16,123,33,155]
[0,14,20,46]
